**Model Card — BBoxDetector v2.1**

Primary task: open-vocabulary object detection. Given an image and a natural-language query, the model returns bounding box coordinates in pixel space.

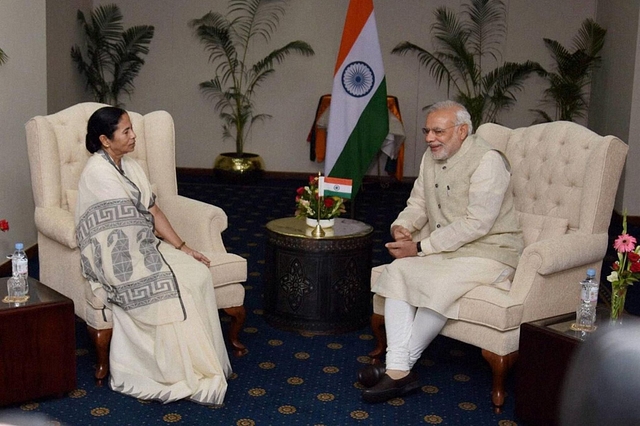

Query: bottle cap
[15,243,24,250]
[587,268,596,277]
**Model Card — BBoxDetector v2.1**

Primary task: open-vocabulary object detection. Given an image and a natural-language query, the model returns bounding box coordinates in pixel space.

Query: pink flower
[614,233,637,253]
[0,219,8,232]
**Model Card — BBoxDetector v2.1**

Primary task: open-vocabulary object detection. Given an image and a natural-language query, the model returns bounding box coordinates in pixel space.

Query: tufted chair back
[477,122,618,236]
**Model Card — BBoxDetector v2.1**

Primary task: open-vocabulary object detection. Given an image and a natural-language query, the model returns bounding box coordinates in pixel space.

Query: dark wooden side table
[515,309,607,426]
[0,277,76,406]
[264,217,373,334]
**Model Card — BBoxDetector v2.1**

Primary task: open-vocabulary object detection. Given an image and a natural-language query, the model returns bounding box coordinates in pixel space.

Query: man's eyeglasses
[421,124,461,137]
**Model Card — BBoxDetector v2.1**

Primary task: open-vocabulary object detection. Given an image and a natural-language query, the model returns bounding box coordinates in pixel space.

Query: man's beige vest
[423,135,522,268]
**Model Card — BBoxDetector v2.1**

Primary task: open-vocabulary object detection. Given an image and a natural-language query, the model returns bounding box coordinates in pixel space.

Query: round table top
[266,217,373,240]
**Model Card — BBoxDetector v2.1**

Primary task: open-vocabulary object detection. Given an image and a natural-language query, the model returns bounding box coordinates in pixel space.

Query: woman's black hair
[85,106,127,153]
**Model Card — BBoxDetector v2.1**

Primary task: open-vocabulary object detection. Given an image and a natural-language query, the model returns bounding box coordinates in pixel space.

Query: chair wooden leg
[223,305,248,357]
[368,313,386,364]
[482,349,518,414]
[87,325,112,386]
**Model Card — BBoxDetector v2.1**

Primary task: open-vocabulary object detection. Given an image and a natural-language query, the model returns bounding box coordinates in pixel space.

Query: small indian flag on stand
[319,176,353,199]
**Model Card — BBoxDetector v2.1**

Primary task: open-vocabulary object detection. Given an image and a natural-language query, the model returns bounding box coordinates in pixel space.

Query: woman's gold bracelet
[176,241,186,250]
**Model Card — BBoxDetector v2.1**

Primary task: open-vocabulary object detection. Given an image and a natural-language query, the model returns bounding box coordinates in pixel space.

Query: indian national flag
[325,0,389,196]
[319,176,353,199]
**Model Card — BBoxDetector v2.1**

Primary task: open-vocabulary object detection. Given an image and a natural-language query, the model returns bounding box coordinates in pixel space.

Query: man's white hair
[425,100,473,134]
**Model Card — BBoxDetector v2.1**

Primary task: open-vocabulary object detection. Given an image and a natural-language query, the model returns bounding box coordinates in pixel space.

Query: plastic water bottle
[11,243,29,295]
[575,268,598,331]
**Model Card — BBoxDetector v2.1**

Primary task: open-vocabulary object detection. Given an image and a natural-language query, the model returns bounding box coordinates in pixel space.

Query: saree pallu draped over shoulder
[75,151,230,405]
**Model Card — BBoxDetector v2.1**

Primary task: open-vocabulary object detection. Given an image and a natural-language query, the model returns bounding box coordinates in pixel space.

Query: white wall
[46,0,92,114]
[590,0,640,215]
[0,1,47,256]
[92,0,598,178]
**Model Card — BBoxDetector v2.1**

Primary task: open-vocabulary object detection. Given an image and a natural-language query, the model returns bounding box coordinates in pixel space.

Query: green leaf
[535,18,606,122]
[71,4,154,106]
[391,0,540,128]
[190,0,314,154]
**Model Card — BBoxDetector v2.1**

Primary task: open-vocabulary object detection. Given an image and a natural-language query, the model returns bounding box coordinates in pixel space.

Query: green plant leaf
[190,0,314,155]
[391,0,540,128]
[71,4,153,106]
[535,18,606,122]
[0,48,8,65]
[463,0,505,64]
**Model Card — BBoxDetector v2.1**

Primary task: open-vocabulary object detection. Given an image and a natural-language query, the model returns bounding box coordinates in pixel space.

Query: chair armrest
[34,206,77,249]
[521,232,608,276]
[158,194,229,253]
[507,232,608,321]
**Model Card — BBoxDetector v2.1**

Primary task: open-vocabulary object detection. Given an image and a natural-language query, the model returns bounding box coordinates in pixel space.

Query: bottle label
[13,258,28,275]
[580,287,589,301]
[580,283,599,303]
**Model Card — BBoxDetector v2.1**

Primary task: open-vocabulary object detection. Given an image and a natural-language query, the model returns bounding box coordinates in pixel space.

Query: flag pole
[312,171,325,238]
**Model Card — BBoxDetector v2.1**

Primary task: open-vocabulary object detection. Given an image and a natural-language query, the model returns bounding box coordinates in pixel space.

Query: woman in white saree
[75,107,231,405]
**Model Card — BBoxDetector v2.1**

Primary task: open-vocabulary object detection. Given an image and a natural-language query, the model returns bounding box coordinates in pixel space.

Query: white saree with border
[75,151,231,405]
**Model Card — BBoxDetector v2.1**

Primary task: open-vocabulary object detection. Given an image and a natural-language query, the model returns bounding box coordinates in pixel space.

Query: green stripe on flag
[329,79,389,196]
[324,187,352,199]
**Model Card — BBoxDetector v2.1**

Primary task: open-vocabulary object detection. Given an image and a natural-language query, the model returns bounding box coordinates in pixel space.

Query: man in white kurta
[362,101,523,403]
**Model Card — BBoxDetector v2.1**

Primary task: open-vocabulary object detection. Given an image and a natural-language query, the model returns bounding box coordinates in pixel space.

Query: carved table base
[264,218,373,334]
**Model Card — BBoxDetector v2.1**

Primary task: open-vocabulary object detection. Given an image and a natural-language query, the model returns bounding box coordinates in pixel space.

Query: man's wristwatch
[416,241,427,257]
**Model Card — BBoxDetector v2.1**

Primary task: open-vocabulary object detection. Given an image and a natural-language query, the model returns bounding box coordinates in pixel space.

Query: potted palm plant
[392,0,544,130]
[71,4,154,107]
[189,0,314,182]
[0,48,7,66]
[531,19,606,123]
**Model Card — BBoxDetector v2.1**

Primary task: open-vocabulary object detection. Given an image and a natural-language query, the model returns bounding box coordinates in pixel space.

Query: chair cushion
[517,212,569,247]
[457,285,522,331]
[373,264,519,330]
[204,252,248,288]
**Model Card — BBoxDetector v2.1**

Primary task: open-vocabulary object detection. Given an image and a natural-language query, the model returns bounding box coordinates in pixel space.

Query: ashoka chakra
[341,61,375,98]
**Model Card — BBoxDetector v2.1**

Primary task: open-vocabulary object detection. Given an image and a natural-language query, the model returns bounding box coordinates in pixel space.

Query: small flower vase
[610,284,627,322]
[305,217,335,228]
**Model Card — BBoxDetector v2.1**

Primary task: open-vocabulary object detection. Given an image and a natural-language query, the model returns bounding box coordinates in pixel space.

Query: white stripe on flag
[322,177,353,199]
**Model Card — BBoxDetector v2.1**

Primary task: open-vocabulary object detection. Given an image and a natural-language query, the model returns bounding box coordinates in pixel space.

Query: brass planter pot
[213,152,265,183]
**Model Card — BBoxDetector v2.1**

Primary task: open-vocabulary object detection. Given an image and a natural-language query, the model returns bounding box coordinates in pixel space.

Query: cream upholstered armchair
[369,121,628,412]
[26,102,248,382]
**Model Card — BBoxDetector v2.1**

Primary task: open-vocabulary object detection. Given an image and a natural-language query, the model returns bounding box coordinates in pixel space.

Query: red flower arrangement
[0,219,9,232]
[295,175,346,220]
[607,212,640,320]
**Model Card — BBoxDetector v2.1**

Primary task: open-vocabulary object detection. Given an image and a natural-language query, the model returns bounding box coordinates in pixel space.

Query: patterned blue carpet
[2,176,528,425]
